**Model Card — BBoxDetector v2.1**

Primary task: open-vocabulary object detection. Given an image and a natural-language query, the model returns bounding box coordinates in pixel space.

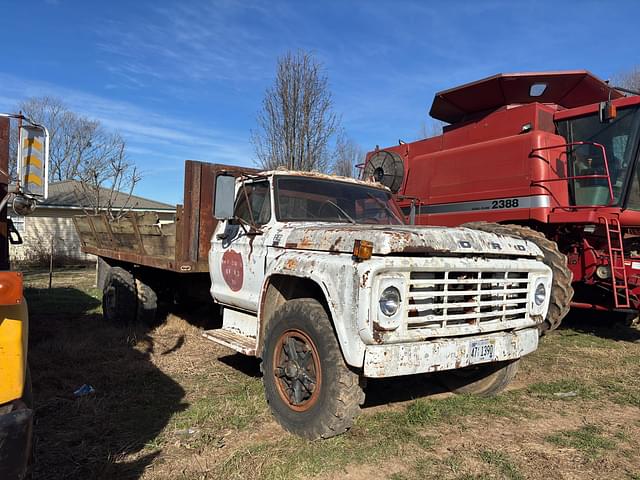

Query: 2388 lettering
[491,198,519,209]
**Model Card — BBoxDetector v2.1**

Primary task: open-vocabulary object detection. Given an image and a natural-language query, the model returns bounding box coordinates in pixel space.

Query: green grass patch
[527,379,595,400]
[25,285,102,317]
[404,392,523,425]
[546,424,616,459]
[553,329,622,350]
[173,379,266,432]
[597,378,640,408]
[479,450,523,480]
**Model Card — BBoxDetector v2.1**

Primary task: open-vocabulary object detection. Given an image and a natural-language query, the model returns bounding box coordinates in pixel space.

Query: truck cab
[204,170,552,438]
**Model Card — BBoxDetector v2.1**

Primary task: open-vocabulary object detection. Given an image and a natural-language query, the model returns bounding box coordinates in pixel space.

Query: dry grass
[25,269,640,480]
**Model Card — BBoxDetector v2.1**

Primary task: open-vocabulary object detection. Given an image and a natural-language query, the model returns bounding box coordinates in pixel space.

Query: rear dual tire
[102,266,158,325]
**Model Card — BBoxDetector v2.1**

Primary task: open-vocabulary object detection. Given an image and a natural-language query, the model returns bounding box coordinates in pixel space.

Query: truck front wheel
[262,298,365,439]
[442,359,519,396]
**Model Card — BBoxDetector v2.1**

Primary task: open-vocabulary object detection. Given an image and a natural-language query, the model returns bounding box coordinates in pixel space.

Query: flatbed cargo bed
[75,161,257,272]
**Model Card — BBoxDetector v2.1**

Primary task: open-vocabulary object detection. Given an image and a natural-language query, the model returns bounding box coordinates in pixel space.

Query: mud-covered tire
[262,298,365,439]
[462,222,574,334]
[443,359,519,396]
[102,267,137,325]
[135,278,158,325]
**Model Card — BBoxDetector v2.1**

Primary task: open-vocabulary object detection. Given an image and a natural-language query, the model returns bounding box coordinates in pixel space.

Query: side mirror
[599,101,617,123]
[214,174,236,220]
[18,123,49,199]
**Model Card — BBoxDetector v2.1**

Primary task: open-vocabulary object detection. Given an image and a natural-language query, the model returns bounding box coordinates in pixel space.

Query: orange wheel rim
[272,329,322,412]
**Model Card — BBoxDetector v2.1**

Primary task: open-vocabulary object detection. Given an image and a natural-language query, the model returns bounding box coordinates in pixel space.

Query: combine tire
[443,360,519,396]
[102,267,137,325]
[262,298,365,439]
[462,222,574,334]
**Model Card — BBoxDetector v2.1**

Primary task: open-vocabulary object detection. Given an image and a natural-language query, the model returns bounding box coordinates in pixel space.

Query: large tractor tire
[261,298,365,439]
[443,359,520,396]
[462,222,574,334]
[102,267,137,325]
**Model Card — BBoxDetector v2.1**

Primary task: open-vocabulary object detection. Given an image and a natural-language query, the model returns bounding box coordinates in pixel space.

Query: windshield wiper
[324,200,356,224]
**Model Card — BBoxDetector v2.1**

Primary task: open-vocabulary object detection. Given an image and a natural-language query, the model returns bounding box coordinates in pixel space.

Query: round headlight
[379,286,401,316]
[534,282,546,306]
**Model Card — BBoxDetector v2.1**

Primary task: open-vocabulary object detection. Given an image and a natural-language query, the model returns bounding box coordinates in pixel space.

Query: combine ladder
[601,217,630,308]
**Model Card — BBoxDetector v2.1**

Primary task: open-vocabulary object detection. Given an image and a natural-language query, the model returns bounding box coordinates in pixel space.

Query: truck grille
[406,270,530,329]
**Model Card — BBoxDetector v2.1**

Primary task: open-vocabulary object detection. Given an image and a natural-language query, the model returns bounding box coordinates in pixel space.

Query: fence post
[48,234,54,289]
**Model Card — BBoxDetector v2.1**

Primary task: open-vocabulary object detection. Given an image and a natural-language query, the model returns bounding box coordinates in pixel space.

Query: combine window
[556,105,640,207]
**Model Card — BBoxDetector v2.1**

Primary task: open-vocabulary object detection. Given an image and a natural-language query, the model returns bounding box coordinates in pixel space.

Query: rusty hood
[277,224,542,257]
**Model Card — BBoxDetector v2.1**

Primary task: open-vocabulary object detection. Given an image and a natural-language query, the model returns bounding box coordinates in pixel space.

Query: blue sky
[1,0,637,204]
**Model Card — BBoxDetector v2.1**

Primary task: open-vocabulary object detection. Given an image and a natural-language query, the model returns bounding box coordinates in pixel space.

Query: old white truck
[76,162,552,439]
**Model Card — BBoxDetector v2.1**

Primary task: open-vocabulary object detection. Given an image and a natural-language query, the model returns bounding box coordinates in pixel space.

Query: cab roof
[430,70,623,124]
[256,169,389,191]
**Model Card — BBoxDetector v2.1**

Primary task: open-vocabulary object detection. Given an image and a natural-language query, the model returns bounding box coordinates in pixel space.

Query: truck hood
[276,224,542,257]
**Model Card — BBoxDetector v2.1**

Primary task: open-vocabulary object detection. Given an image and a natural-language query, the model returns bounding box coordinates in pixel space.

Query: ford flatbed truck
[75,160,552,438]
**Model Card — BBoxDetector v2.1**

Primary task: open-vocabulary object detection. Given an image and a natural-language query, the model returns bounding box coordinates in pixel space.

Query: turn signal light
[0,272,23,305]
[353,239,373,261]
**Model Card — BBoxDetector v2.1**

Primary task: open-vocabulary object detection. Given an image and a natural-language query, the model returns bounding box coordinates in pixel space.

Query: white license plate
[469,339,495,363]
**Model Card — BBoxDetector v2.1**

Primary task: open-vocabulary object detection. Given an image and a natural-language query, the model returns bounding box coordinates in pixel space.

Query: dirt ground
[24,268,640,480]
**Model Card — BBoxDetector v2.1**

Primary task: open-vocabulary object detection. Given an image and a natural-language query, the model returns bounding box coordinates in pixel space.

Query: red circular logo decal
[221,249,243,291]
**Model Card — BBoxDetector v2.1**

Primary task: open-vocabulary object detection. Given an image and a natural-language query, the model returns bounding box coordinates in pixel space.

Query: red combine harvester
[364,71,640,332]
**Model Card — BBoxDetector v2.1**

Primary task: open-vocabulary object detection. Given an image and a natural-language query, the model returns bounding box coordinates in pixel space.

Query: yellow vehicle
[0,113,49,479]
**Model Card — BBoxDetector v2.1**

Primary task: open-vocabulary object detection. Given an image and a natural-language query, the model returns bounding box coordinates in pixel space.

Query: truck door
[210,179,274,312]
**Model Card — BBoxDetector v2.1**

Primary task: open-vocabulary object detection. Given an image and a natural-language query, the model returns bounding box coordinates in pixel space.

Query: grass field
[25,268,640,480]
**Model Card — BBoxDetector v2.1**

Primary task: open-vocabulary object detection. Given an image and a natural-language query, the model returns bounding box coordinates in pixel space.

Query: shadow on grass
[560,308,640,343]
[363,372,451,408]
[26,286,187,480]
[218,354,262,378]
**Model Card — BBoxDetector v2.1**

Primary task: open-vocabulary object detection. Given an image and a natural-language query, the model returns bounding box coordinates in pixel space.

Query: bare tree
[333,134,363,178]
[613,66,640,93]
[252,50,339,171]
[74,134,141,219]
[16,96,140,218]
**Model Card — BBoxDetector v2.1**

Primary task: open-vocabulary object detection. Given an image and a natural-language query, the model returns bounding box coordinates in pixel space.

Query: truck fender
[257,252,365,368]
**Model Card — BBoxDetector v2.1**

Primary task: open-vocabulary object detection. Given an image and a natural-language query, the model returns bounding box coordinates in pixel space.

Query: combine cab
[364,70,640,331]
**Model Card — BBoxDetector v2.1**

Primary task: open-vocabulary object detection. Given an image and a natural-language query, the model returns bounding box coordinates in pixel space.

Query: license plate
[469,339,495,363]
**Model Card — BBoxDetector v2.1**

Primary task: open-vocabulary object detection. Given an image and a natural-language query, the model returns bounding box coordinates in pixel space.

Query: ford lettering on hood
[276,224,542,258]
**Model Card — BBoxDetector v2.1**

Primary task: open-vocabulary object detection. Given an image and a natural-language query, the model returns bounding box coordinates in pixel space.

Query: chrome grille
[407,270,530,329]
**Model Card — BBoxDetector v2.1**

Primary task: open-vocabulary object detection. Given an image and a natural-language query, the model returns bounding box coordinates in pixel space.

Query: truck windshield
[275,176,405,224]
[556,105,640,206]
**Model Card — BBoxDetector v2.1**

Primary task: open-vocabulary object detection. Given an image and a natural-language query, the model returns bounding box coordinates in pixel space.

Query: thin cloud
[0,73,255,203]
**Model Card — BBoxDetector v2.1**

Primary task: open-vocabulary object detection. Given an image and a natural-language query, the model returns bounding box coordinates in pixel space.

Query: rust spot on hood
[329,237,342,252]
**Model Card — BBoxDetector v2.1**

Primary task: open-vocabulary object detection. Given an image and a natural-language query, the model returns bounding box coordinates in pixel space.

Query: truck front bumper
[363,327,539,378]
[0,401,33,480]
